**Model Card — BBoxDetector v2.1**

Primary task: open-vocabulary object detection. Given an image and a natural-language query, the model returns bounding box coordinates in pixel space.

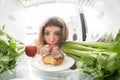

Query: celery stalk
[66,54,80,61]
[62,47,97,58]
[64,41,112,49]
[63,42,101,51]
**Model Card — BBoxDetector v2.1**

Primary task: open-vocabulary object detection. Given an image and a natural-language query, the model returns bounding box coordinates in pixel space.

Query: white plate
[31,55,75,72]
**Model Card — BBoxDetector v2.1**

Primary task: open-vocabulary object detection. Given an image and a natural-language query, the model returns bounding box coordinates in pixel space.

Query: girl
[34,17,68,56]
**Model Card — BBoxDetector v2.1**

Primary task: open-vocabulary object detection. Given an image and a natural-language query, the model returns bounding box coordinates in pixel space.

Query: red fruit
[25,45,37,57]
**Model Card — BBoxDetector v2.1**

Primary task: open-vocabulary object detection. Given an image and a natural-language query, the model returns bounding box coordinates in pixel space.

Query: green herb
[0,25,25,73]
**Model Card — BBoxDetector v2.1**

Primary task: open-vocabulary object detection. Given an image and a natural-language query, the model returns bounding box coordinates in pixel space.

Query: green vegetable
[64,40,112,49]
[114,29,120,42]
[62,30,120,80]
[66,54,80,61]
[0,25,25,73]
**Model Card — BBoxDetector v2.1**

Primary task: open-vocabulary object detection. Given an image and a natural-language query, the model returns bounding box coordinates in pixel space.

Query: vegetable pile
[0,25,25,73]
[62,30,120,80]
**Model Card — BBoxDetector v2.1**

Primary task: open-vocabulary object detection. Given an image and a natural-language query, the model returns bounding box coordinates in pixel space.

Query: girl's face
[44,26,61,46]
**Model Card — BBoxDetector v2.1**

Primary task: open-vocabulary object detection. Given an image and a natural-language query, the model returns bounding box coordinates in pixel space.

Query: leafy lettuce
[0,25,25,73]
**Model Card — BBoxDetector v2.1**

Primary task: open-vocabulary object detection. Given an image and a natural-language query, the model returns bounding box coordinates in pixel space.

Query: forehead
[45,26,61,31]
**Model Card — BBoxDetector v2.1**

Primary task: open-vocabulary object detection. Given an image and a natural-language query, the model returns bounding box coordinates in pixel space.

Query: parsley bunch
[0,25,25,73]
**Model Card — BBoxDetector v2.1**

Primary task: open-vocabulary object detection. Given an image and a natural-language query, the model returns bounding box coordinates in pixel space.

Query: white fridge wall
[0,0,25,42]
[83,0,120,38]
[0,0,82,44]
[0,0,120,43]
[17,3,82,44]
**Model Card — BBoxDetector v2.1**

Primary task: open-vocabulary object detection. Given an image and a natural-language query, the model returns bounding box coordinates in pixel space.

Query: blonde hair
[37,17,68,47]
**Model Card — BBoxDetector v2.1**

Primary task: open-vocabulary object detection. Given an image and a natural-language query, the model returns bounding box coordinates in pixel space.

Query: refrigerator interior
[0,0,120,44]
[0,0,120,80]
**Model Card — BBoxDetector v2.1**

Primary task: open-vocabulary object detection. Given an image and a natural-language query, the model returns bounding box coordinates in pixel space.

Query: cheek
[44,37,49,41]
[55,38,60,42]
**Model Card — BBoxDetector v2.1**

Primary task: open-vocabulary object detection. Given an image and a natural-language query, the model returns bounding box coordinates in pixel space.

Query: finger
[52,46,59,50]
[50,44,58,49]
[40,50,49,56]
[52,49,59,55]
[44,47,50,51]
[44,45,51,50]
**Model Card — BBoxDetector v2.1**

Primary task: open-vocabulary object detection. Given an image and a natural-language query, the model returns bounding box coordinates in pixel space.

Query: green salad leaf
[0,25,25,73]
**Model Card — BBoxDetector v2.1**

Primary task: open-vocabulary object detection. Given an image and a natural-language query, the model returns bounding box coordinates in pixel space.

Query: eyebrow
[44,30,61,32]
[55,30,61,32]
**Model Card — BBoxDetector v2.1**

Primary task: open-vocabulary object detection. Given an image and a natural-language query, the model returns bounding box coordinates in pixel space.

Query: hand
[51,46,61,55]
[40,44,51,56]
[51,47,64,59]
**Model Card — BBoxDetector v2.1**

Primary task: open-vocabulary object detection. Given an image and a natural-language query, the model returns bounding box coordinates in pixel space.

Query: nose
[49,34,54,42]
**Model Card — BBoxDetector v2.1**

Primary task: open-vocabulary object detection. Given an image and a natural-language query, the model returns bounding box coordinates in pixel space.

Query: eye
[55,32,61,37]
[44,32,49,36]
